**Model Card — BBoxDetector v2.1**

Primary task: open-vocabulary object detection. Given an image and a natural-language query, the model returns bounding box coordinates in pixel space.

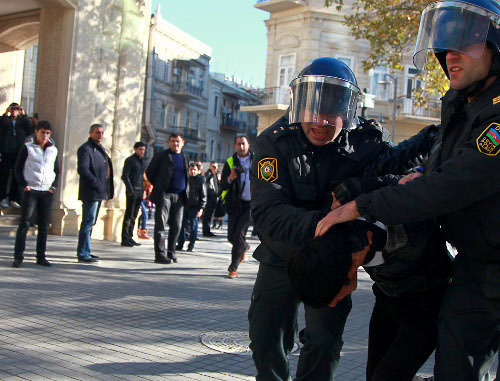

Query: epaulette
[264,123,300,143]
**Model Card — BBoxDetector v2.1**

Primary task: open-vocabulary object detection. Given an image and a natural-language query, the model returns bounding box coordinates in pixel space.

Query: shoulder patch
[258,157,278,182]
[493,96,500,105]
[476,123,500,156]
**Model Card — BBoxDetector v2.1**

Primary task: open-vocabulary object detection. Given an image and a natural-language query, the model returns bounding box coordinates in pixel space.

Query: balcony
[397,96,441,120]
[220,113,240,132]
[255,0,306,13]
[248,86,290,106]
[172,82,203,100]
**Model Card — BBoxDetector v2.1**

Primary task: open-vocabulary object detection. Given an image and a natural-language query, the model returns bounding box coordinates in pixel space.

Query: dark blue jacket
[77,138,114,201]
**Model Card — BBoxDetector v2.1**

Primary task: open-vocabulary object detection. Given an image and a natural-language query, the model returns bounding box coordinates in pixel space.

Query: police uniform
[356,80,500,380]
[249,114,438,381]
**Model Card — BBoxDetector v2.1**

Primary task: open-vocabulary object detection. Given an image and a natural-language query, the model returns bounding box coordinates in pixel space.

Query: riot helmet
[289,57,361,130]
[413,0,500,79]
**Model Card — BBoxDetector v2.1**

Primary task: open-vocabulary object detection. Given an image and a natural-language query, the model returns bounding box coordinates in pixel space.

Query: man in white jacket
[12,120,59,267]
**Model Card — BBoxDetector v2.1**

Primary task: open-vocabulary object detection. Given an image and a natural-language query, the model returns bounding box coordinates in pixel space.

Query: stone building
[243,0,440,142]
[0,0,151,241]
[142,7,212,161]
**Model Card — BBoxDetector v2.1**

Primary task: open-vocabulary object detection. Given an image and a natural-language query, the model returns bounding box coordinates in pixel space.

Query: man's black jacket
[0,115,32,153]
[77,138,114,201]
[122,153,146,197]
[250,115,438,266]
[145,149,188,205]
[187,174,207,210]
[220,151,253,213]
[205,169,219,196]
[356,78,500,313]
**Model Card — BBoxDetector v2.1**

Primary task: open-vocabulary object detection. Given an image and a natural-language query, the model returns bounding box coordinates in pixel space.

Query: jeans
[249,263,351,381]
[138,200,147,230]
[178,207,199,249]
[227,200,251,272]
[121,193,142,243]
[77,201,101,259]
[14,190,53,261]
[154,192,184,260]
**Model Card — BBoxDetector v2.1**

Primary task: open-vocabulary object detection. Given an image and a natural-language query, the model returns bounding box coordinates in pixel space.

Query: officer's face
[301,114,343,146]
[447,45,493,91]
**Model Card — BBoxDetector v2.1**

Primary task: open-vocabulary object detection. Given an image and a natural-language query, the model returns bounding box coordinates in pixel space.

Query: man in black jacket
[249,57,439,381]
[177,163,207,252]
[0,103,32,208]
[316,1,500,379]
[121,141,146,247]
[146,133,188,264]
[202,161,219,237]
[220,136,253,279]
[76,124,114,263]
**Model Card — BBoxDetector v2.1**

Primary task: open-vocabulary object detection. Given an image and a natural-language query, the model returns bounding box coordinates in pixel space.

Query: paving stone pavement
[0,223,496,380]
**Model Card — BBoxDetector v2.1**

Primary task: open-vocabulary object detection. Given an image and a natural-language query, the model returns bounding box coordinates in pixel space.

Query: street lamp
[378,73,398,142]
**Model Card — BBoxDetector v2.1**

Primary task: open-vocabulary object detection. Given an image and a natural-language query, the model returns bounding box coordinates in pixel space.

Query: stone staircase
[0,206,37,237]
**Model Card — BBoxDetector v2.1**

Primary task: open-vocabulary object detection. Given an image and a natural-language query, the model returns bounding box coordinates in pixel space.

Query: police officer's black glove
[332,178,363,205]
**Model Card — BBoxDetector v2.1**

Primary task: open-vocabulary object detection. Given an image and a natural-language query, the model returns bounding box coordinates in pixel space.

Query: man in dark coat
[0,102,32,207]
[202,161,219,237]
[121,141,146,247]
[76,123,114,263]
[146,133,188,264]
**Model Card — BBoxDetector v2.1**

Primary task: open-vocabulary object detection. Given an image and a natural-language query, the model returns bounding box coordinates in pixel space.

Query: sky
[151,0,269,88]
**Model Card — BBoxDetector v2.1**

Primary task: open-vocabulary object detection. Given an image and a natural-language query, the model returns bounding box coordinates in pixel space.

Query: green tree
[324,0,449,104]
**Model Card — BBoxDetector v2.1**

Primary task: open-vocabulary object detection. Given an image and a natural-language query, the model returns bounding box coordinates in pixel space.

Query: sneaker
[9,201,21,208]
[228,271,238,279]
[12,259,22,268]
[0,199,9,208]
[78,257,99,263]
[36,258,51,266]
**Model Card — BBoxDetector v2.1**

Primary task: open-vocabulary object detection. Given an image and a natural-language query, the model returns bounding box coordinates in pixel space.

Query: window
[173,107,179,126]
[196,113,200,130]
[405,67,422,99]
[160,104,167,128]
[214,96,219,117]
[370,66,390,101]
[186,111,191,128]
[335,55,354,70]
[163,62,168,82]
[277,53,296,87]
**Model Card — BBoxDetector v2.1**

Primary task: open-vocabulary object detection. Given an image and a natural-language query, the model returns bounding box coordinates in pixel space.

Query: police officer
[249,57,440,381]
[316,1,500,379]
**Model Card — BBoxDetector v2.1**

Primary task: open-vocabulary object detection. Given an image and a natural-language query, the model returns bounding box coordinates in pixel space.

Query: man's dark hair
[89,123,103,132]
[169,133,184,141]
[35,120,52,131]
[9,102,19,109]
[285,230,352,309]
[134,141,146,149]
[234,135,249,144]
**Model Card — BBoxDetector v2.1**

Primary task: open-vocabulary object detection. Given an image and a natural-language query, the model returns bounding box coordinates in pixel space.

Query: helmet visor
[289,76,361,130]
[413,1,494,71]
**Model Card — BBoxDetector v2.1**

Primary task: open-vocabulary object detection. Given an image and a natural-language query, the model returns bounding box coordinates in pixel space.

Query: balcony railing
[172,82,203,99]
[220,113,240,132]
[246,86,290,106]
[397,96,441,119]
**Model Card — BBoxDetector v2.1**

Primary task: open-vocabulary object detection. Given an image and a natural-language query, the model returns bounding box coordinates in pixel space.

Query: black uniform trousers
[154,192,184,261]
[14,190,53,261]
[0,152,21,203]
[202,190,217,235]
[121,193,142,243]
[227,200,251,272]
[434,255,499,381]
[249,263,352,381]
[366,283,447,381]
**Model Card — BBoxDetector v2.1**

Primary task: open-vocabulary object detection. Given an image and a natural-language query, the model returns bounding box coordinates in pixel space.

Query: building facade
[244,0,440,142]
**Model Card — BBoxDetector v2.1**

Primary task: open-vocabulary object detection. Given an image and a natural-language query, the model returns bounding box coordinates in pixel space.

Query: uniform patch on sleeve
[493,96,500,105]
[476,123,500,156]
[258,158,278,182]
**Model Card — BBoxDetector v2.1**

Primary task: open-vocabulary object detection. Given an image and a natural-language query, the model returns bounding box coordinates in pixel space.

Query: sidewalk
[0,224,492,380]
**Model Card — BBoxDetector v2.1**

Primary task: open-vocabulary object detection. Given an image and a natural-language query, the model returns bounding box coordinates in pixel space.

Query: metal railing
[246,86,290,106]
[221,113,240,128]
[172,82,203,97]
[396,96,441,119]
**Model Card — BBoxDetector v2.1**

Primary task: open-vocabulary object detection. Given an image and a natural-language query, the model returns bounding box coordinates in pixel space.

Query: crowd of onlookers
[1,104,252,277]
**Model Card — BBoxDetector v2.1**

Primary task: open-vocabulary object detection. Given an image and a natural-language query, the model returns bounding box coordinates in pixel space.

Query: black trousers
[14,190,53,261]
[0,152,21,203]
[154,192,184,260]
[121,193,142,243]
[227,200,251,272]
[434,256,499,381]
[202,190,217,235]
[366,283,447,381]
[249,263,352,381]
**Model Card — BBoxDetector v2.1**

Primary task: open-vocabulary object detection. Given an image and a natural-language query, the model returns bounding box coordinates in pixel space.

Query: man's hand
[329,231,372,307]
[196,209,203,218]
[315,200,360,237]
[24,186,31,192]
[228,167,238,182]
[398,172,423,185]
[331,191,341,210]
[49,188,55,194]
